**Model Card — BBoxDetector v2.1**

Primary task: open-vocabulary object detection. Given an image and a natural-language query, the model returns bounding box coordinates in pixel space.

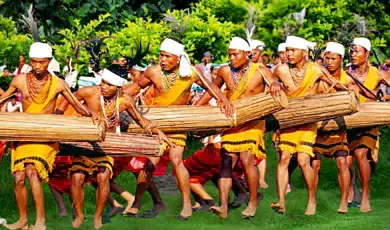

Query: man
[250,40,265,64]
[262,54,271,68]
[196,51,213,81]
[2,68,12,77]
[312,42,350,213]
[124,37,233,220]
[56,65,170,228]
[277,43,288,64]
[13,56,31,76]
[195,36,276,219]
[344,37,390,212]
[0,42,96,230]
[270,54,281,72]
[269,36,337,215]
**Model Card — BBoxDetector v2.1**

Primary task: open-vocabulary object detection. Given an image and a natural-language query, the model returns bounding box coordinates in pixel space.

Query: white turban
[100,68,126,87]
[250,40,265,50]
[285,36,314,51]
[29,42,52,58]
[229,37,251,52]
[352,37,371,51]
[325,42,345,57]
[160,38,192,77]
[278,43,286,52]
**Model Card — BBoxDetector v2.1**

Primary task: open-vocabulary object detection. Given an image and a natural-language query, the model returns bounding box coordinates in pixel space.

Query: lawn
[1,133,390,230]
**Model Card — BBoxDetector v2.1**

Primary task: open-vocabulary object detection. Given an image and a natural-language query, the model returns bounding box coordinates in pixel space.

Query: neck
[103,90,118,101]
[236,60,250,71]
[329,67,342,79]
[165,65,179,74]
[354,62,369,73]
[293,58,307,69]
[33,71,50,80]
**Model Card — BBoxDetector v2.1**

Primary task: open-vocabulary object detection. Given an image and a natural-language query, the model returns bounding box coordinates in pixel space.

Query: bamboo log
[317,102,390,131]
[126,92,288,133]
[0,113,105,142]
[59,132,163,157]
[265,91,359,131]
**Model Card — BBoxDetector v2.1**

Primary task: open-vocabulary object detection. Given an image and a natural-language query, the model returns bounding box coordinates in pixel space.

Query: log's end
[156,141,165,157]
[97,122,107,142]
[276,91,289,109]
[349,90,360,113]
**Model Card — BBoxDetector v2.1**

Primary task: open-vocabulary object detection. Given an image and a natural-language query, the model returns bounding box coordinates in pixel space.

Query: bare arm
[193,67,225,106]
[57,82,91,116]
[379,70,390,86]
[0,76,19,107]
[124,67,154,96]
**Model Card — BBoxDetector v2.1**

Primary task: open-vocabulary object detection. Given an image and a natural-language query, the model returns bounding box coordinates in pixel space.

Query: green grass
[1,133,390,230]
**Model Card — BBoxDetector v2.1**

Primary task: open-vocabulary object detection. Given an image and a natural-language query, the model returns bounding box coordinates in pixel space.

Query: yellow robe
[278,62,319,156]
[11,75,60,182]
[151,72,196,150]
[70,95,127,179]
[347,66,379,156]
[314,70,349,157]
[221,63,266,159]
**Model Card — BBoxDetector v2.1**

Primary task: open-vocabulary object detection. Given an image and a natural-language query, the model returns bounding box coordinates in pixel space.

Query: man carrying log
[269,36,339,215]
[0,42,98,230]
[124,37,233,220]
[56,65,170,228]
[344,37,390,212]
[195,36,276,219]
[312,42,350,214]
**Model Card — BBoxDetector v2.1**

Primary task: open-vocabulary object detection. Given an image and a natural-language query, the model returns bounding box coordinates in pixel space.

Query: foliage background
[0,0,389,78]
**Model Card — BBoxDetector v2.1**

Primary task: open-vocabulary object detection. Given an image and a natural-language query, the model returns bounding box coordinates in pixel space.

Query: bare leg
[297,153,316,215]
[354,148,371,212]
[49,186,68,217]
[311,153,321,193]
[335,151,350,213]
[347,156,358,203]
[271,151,291,214]
[25,164,46,230]
[240,152,259,219]
[258,159,268,189]
[109,180,133,216]
[169,147,192,218]
[230,176,248,208]
[190,183,213,200]
[94,168,111,229]
[287,156,298,194]
[210,152,238,218]
[3,171,28,230]
[71,173,85,228]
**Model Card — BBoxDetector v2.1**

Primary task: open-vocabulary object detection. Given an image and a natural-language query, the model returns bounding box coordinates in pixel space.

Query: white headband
[160,38,192,77]
[278,43,286,52]
[229,37,251,52]
[100,69,126,86]
[325,42,345,57]
[285,36,311,51]
[29,42,52,58]
[250,40,265,50]
[352,37,371,51]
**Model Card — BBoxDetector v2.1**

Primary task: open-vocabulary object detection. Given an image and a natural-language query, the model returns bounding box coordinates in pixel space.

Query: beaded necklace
[288,62,308,87]
[100,91,120,134]
[230,63,251,91]
[26,72,52,104]
[161,69,180,92]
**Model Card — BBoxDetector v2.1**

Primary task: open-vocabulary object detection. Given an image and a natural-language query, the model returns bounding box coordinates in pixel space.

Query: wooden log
[264,91,359,131]
[126,92,288,133]
[317,102,390,131]
[0,112,105,142]
[59,132,164,157]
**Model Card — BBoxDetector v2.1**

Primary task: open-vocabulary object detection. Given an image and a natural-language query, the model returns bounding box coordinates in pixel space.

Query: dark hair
[107,64,127,79]
[3,67,9,71]
[272,53,279,59]
[262,54,270,58]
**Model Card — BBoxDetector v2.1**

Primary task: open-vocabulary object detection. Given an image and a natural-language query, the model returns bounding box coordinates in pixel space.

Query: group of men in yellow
[0,32,389,230]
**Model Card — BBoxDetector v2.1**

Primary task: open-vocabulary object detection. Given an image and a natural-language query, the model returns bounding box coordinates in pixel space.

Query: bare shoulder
[12,73,26,85]
[273,63,289,77]
[144,65,161,78]
[257,64,272,76]
[218,65,230,76]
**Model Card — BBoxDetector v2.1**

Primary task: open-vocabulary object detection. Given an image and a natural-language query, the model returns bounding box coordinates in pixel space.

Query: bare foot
[122,207,138,216]
[153,203,166,213]
[126,196,135,210]
[180,205,192,218]
[242,203,257,219]
[285,184,292,195]
[305,201,316,215]
[28,223,46,230]
[3,220,28,230]
[360,199,371,213]
[93,217,103,229]
[270,202,285,214]
[337,203,348,214]
[209,206,228,219]
[109,206,123,217]
[72,215,85,228]
[192,202,201,209]
[259,181,269,189]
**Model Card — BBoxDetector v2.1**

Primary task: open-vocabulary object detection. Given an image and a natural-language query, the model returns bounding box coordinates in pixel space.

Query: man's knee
[97,167,110,184]
[278,152,291,166]
[14,171,26,187]
[25,164,38,179]
[311,160,321,174]
[71,172,86,187]
[297,153,310,169]
[354,149,368,162]
[170,156,183,167]
[239,152,254,166]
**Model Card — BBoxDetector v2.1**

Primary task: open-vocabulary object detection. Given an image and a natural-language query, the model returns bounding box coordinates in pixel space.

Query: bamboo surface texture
[317,101,390,131]
[127,92,288,133]
[0,112,106,142]
[59,132,163,157]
